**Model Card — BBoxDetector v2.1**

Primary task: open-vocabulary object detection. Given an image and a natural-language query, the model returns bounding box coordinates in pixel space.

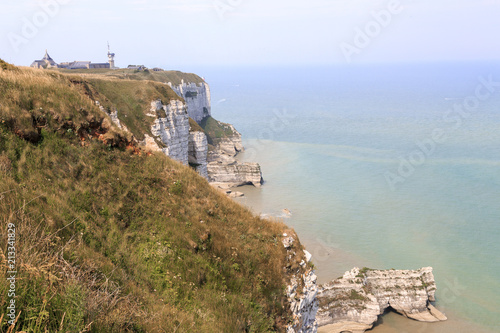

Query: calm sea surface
[191,63,500,332]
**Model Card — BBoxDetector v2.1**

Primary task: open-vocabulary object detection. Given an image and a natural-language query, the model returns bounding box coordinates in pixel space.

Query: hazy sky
[1,0,500,69]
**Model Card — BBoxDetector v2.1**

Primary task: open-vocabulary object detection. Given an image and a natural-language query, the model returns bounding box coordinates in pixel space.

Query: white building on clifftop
[31,46,117,69]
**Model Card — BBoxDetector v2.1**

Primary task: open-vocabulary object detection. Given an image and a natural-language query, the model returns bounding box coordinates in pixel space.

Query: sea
[190,62,500,332]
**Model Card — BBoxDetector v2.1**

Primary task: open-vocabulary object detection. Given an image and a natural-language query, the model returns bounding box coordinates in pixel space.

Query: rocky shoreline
[103,76,446,333]
[285,264,447,333]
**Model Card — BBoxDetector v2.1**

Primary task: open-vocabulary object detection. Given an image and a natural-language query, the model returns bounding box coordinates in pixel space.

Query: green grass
[189,118,204,133]
[0,60,304,332]
[349,290,368,301]
[47,66,230,146]
[356,267,373,278]
[52,68,204,86]
[72,77,181,141]
[200,116,238,146]
[0,65,118,140]
[0,59,17,71]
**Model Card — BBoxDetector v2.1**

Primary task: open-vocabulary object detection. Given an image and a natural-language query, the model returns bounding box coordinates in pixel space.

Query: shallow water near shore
[232,142,497,333]
[198,63,500,332]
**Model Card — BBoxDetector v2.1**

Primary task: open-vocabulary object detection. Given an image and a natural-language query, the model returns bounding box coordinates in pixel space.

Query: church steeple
[40,50,57,67]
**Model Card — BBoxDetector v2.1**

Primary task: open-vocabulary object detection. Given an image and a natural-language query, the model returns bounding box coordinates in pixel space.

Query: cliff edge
[0,60,297,332]
[84,70,263,187]
[168,80,263,187]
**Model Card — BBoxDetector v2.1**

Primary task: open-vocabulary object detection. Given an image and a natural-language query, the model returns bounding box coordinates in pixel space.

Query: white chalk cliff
[146,99,190,165]
[316,267,447,333]
[206,124,263,187]
[169,80,211,123]
[188,131,208,178]
[103,78,262,184]
[96,77,447,333]
[282,234,319,333]
[168,80,263,186]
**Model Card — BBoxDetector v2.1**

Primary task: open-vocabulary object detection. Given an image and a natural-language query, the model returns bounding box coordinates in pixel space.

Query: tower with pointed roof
[31,50,59,69]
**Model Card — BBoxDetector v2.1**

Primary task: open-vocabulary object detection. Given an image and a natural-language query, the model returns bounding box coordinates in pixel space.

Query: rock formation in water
[207,162,263,187]
[91,73,446,333]
[316,267,447,333]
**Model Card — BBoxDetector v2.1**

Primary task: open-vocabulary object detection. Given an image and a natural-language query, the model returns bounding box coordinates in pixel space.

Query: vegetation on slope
[55,68,204,86]
[0,63,126,145]
[70,77,181,141]
[188,118,204,133]
[50,67,223,146]
[0,61,305,332]
[200,116,239,147]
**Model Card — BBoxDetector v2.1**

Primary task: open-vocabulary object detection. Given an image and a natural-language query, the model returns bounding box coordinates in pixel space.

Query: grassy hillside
[51,69,216,145]
[69,77,182,141]
[54,68,204,86]
[0,61,306,332]
[200,116,240,150]
[0,61,126,145]
[51,66,228,146]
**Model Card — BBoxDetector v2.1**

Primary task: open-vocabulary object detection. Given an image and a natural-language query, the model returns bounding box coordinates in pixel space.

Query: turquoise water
[197,63,500,332]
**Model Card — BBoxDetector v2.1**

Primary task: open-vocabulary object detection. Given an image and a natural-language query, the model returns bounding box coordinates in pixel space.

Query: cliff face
[169,80,211,123]
[188,131,208,178]
[205,123,263,187]
[213,123,244,155]
[316,267,447,333]
[99,77,261,185]
[142,99,190,165]
[282,234,318,333]
[135,99,210,179]
[168,82,263,187]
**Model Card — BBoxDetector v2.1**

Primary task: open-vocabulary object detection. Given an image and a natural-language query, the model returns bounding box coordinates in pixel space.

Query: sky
[1,0,500,69]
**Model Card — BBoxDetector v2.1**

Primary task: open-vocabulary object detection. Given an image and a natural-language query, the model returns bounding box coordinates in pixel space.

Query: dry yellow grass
[0,60,306,332]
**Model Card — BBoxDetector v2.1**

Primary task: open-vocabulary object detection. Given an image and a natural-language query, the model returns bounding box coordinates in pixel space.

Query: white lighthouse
[108,42,116,69]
